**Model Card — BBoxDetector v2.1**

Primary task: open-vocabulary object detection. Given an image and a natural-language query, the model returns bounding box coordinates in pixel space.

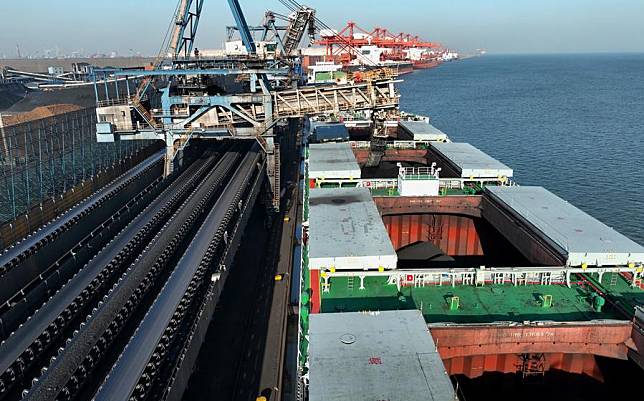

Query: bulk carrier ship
[293,77,644,401]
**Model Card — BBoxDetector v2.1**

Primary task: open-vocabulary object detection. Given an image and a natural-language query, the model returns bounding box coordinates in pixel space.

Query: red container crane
[314,21,444,69]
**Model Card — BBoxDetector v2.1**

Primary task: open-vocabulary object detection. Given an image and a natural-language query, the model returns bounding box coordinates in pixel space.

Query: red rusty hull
[375,196,485,256]
[629,310,644,369]
[374,195,482,218]
[353,148,466,178]
[310,269,321,313]
[353,148,430,166]
[383,214,483,255]
[413,60,441,70]
[444,353,604,381]
[374,196,550,264]
[429,322,632,380]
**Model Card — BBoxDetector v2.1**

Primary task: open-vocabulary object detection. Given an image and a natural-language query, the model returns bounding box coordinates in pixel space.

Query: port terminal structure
[92,0,399,210]
[0,1,394,401]
[0,1,643,400]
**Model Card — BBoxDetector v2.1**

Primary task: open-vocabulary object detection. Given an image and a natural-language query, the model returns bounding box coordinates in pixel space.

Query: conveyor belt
[23,147,247,401]
[0,139,269,401]
[0,152,165,312]
[94,149,262,401]
[0,173,164,343]
[0,150,222,396]
[0,150,164,267]
[0,169,167,337]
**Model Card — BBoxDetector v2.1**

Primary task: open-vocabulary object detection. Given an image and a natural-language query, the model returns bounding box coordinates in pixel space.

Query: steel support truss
[95,77,399,209]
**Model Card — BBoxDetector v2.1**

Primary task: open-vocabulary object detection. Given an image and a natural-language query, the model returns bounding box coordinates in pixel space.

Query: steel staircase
[272,144,281,210]
[130,98,161,129]
[255,133,269,153]
[175,128,195,155]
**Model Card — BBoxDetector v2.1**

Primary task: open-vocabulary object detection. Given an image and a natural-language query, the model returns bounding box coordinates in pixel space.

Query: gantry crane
[316,21,441,62]
[94,0,400,210]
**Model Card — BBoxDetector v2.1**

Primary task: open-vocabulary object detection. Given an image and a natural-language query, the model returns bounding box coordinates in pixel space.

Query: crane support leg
[163,131,182,177]
[260,94,280,211]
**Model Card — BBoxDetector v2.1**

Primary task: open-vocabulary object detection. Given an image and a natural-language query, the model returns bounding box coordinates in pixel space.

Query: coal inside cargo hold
[310,122,350,143]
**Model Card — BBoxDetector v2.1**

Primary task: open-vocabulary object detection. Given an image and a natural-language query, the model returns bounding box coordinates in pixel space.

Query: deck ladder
[609,272,619,287]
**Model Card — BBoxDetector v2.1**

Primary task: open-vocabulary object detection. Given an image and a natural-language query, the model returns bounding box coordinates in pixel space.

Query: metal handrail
[96,98,131,107]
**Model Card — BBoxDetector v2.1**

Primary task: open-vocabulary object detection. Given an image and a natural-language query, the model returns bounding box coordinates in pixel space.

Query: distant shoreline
[1,57,155,73]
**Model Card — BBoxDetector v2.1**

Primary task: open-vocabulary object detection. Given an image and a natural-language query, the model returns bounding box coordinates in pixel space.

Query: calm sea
[399,54,644,245]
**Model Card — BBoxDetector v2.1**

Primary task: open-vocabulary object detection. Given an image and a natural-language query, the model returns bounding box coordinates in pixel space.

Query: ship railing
[296,148,311,398]
[313,175,510,194]
[350,141,371,149]
[389,141,433,149]
[349,140,433,150]
[359,179,398,190]
[399,166,439,180]
[319,264,643,289]
[96,97,131,108]
[97,94,152,108]
[105,121,161,132]
[390,141,417,149]
[439,179,464,190]
[317,178,468,194]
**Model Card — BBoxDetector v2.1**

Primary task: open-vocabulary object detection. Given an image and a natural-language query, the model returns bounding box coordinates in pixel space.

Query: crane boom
[168,0,205,58]
[227,0,256,54]
[282,7,315,55]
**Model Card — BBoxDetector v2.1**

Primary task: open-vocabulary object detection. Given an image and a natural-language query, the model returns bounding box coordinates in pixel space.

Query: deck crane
[226,7,315,59]
[94,0,400,210]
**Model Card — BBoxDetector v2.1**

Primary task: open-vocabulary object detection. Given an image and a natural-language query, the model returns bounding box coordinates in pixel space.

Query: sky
[1,0,644,57]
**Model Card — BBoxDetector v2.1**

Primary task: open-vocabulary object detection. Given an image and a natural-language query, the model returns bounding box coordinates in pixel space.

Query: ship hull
[430,322,632,380]
[343,61,414,75]
[413,59,441,69]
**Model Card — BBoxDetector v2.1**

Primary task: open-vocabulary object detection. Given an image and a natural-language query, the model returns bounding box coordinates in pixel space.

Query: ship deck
[588,272,644,314]
[308,142,361,180]
[308,310,455,401]
[319,274,639,324]
[298,118,644,390]
[308,187,397,271]
[369,185,481,197]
